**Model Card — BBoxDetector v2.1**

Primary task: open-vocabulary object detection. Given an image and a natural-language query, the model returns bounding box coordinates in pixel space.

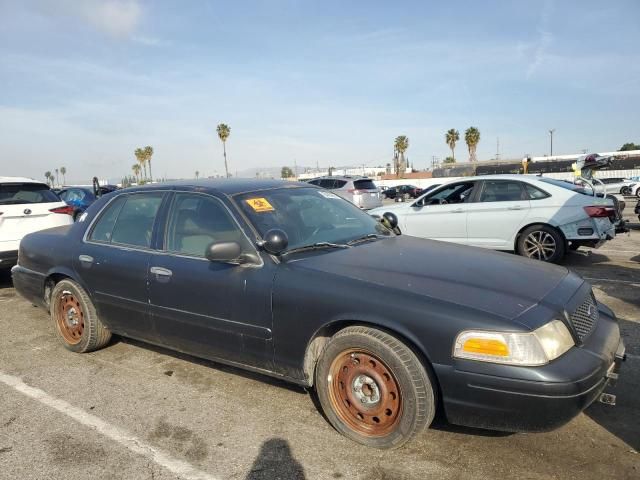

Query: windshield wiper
[282,242,351,256]
[346,233,386,245]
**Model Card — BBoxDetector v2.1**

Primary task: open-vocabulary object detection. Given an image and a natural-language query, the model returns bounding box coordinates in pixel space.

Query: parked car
[585,177,636,195]
[0,177,74,269]
[628,183,640,198]
[383,184,423,201]
[635,199,640,221]
[370,175,618,263]
[12,179,625,448]
[306,176,382,209]
[57,185,119,220]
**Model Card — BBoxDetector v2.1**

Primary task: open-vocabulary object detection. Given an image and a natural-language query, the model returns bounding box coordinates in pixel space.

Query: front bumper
[434,307,625,432]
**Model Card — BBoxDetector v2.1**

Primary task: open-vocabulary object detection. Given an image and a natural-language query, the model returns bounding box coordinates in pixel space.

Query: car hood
[287,236,570,321]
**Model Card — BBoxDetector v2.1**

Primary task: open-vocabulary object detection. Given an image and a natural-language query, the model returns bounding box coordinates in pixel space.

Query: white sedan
[370,175,617,263]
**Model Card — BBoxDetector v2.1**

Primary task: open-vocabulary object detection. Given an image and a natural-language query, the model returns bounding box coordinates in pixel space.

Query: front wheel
[517,225,565,263]
[315,326,435,449]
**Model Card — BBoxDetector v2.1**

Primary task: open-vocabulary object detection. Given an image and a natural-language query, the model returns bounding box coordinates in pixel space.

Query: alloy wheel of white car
[523,230,557,261]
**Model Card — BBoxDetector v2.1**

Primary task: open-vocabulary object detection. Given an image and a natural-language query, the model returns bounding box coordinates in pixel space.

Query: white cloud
[527,0,554,78]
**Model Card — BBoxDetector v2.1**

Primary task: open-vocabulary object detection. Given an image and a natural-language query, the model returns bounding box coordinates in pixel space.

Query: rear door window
[479,181,526,202]
[0,183,59,205]
[353,179,377,190]
[524,183,550,200]
[89,193,164,248]
[319,179,337,189]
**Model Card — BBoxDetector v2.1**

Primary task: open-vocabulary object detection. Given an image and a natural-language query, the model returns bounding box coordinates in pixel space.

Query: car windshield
[235,187,392,250]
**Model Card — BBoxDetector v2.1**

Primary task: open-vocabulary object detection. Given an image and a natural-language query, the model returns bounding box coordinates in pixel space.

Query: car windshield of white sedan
[236,187,392,250]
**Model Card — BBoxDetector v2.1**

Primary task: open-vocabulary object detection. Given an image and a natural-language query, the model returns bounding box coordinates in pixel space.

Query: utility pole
[496,138,500,161]
[549,129,555,156]
[294,159,298,180]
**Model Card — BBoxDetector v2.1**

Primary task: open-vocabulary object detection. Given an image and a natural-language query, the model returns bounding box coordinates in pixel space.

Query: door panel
[148,192,274,370]
[75,192,165,340]
[466,180,531,249]
[402,181,477,244]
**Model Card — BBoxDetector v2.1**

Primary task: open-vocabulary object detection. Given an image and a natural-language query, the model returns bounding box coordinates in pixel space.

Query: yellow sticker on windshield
[245,197,275,212]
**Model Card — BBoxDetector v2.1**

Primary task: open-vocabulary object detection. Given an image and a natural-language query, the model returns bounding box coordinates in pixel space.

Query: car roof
[121,178,313,195]
[0,176,48,185]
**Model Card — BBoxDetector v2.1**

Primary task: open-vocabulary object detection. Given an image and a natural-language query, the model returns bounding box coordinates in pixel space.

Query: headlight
[453,320,574,366]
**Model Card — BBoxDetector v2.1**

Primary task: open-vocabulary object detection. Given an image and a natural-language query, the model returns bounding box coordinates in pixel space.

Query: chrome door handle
[78,255,94,264]
[150,266,172,277]
[452,208,464,213]
[507,206,523,210]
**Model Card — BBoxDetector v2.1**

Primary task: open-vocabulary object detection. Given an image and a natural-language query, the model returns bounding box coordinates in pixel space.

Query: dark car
[383,184,422,200]
[57,185,119,220]
[11,179,625,448]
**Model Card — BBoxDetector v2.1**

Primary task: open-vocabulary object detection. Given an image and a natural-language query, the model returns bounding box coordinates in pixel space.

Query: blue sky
[1,0,639,182]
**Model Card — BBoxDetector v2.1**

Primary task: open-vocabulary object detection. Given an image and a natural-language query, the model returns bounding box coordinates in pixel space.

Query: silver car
[307,176,382,209]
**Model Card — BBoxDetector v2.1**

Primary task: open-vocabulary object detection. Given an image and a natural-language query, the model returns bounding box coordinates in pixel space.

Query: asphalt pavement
[0,210,638,480]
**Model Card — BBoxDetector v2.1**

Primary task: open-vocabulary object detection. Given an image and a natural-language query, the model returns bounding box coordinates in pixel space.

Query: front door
[74,192,165,340]
[148,192,274,370]
[402,181,477,244]
[465,180,530,249]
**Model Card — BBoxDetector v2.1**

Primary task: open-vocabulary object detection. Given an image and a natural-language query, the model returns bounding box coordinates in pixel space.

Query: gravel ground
[0,209,638,480]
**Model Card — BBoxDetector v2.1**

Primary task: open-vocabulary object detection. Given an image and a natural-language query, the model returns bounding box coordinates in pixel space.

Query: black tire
[620,187,630,196]
[50,279,111,353]
[517,224,565,263]
[315,326,435,449]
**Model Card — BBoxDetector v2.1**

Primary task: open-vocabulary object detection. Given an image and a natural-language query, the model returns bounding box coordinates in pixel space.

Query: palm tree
[216,123,231,178]
[132,164,141,183]
[44,171,52,186]
[394,135,409,176]
[144,146,154,182]
[60,166,67,185]
[464,127,481,162]
[195,170,200,179]
[54,168,59,187]
[445,129,460,162]
[134,148,146,181]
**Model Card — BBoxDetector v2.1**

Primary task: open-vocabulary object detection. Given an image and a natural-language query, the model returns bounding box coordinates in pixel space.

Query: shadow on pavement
[245,438,306,480]
[585,349,640,452]
[0,269,13,289]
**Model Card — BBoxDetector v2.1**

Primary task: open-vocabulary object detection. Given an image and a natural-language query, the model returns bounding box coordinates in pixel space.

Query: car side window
[425,182,475,205]
[334,180,348,189]
[524,183,550,200]
[479,181,526,202]
[88,196,127,242]
[319,179,335,189]
[165,193,251,257]
[89,193,163,247]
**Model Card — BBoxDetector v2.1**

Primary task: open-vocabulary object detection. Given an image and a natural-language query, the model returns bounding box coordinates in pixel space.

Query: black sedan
[383,184,422,200]
[12,179,625,448]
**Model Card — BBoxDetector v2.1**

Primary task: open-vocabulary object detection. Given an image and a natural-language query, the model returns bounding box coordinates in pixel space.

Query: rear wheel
[50,279,111,353]
[517,225,565,263]
[315,326,435,449]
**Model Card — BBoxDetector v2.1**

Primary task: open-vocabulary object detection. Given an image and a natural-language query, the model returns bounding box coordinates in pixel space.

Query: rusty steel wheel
[50,279,111,353]
[55,291,85,345]
[316,326,435,449]
[328,349,402,437]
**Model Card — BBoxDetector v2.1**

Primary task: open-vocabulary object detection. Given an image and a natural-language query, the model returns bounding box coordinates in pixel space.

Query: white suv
[0,177,74,269]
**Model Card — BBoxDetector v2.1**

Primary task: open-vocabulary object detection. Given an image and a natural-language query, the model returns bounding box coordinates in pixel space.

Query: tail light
[584,206,615,218]
[49,205,75,215]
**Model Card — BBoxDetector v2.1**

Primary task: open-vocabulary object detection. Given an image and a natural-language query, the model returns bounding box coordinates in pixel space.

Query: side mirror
[381,212,398,229]
[260,229,288,255]
[205,241,242,263]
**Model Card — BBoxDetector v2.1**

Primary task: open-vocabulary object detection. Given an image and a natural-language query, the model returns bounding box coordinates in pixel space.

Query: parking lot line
[0,371,219,480]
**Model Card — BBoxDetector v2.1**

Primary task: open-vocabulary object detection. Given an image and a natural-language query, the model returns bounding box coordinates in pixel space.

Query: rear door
[465,180,530,249]
[401,181,477,244]
[0,182,72,253]
[75,192,165,340]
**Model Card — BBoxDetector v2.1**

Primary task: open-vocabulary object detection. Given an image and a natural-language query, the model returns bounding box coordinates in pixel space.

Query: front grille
[570,293,599,341]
